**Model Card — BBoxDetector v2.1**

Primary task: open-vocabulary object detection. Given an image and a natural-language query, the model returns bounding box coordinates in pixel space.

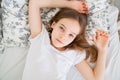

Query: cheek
[65,38,75,45]
[51,29,60,38]
[52,28,62,36]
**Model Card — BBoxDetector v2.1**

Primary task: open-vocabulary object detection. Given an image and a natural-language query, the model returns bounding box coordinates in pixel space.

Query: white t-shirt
[22,24,86,80]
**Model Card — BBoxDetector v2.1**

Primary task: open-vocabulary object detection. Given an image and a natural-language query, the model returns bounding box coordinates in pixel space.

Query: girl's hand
[92,30,110,51]
[69,0,89,14]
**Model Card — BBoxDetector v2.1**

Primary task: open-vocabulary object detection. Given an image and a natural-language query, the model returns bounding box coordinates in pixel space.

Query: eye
[59,26,65,31]
[69,34,74,38]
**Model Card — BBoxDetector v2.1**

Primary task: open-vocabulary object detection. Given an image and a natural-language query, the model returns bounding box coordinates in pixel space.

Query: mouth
[56,39,64,44]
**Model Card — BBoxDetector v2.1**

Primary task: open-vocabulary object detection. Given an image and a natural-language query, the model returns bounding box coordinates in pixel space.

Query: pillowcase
[0,8,3,52]
[86,0,110,43]
[1,0,30,47]
[112,0,120,16]
[0,8,2,42]
[40,8,60,29]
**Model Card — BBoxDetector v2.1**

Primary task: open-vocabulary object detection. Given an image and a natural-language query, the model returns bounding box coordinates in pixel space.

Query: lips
[56,39,64,44]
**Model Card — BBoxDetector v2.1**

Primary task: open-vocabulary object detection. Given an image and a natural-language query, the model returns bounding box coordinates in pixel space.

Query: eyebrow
[60,23,77,36]
[60,23,66,29]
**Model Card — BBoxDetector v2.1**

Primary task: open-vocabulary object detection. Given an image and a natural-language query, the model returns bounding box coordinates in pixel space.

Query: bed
[0,0,120,80]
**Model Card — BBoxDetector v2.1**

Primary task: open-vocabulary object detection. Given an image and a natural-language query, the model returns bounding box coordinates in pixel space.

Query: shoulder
[67,50,86,65]
[65,49,86,60]
[29,24,50,44]
[68,49,86,56]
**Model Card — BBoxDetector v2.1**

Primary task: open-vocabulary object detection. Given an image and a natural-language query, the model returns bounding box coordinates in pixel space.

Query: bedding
[0,47,29,80]
[0,1,30,80]
[0,9,2,40]
[0,9,2,41]
[0,8,3,53]
[0,0,112,47]
[1,0,30,47]
[0,0,120,80]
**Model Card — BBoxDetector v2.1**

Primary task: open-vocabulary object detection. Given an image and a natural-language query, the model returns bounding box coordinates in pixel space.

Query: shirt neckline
[49,44,69,54]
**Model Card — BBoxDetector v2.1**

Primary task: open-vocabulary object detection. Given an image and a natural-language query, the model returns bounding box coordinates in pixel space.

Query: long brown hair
[49,8,98,62]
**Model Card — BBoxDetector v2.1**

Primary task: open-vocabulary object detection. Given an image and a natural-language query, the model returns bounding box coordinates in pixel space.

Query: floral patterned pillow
[0,9,2,42]
[0,8,3,52]
[1,0,58,48]
[1,0,30,47]
[1,0,110,47]
[86,0,110,41]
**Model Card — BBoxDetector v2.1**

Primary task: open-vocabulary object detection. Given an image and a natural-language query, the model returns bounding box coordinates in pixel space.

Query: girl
[22,0,110,80]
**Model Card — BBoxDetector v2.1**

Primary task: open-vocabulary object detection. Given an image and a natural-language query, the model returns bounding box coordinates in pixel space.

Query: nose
[60,33,68,41]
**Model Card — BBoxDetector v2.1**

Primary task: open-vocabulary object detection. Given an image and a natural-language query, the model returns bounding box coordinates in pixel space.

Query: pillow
[107,0,120,19]
[40,8,60,29]
[0,8,3,52]
[1,0,27,15]
[0,8,2,42]
[0,0,2,8]
[86,0,110,43]
[113,0,120,15]
[1,0,30,47]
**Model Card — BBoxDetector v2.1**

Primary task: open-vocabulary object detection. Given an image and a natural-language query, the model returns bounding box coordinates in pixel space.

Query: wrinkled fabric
[0,47,29,80]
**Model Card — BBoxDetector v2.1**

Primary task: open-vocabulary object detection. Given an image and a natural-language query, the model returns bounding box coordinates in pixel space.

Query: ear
[51,22,56,28]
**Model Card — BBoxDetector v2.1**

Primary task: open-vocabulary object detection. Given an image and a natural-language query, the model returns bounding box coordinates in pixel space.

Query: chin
[52,40,65,49]
[54,44,64,48]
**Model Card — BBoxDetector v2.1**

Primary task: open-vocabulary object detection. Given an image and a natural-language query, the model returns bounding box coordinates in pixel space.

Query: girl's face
[51,18,81,51]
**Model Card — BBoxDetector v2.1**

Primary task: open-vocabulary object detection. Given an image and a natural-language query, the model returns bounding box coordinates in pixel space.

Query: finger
[82,4,88,9]
[79,9,87,14]
[102,32,108,36]
[84,9,89,14]
[83,6,89,11]
[96,30,101,36]
[83,9,89,12]
[83,2,89,9]
[82,2,86,6]
[98,30,105,36]
[82,2,88,6]
[100,30,107,36]
[92,34,97,43]
[80,7,89,13]
[80,11,88,14]
[104,33,110,38]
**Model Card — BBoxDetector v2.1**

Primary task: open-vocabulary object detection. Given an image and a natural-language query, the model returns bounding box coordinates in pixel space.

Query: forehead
[57,18,81,35]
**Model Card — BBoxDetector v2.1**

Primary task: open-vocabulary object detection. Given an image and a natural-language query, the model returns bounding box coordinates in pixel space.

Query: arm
[76,50,106,80]
[29,0,89,38]
[75,30,110,80]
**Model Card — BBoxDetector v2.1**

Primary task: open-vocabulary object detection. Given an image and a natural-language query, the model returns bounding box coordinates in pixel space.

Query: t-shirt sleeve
[29,24,50,44]
[74,52,86,65]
